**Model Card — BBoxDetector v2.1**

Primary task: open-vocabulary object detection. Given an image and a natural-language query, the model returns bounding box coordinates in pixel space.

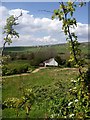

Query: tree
[2,12,36,118]
[52,2,85,72]
[1,12,22,56]
[48,2,90,118]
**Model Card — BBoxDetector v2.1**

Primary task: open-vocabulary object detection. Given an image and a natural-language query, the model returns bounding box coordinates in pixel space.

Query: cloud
[15,11,62,33]
[36,35,57,43]
[70,22,88,42]
[0,5,88,47]
[0,6,8,18]
[10,35,58,46]
[0,6,8,27]
[76,23,88,37]
[9,9,30,16]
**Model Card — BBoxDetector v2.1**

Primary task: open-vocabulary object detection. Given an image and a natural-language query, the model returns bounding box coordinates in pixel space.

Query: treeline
[2,47,87,76]
[2,48,57,75]
[3,47,72,67]
[4,48,57,65]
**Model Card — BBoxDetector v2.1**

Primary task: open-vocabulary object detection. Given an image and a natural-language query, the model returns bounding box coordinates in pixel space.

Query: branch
[61,2,83,76]
[14,11,22,20]
[1,34,9,57]
[58,0,63,4]
[2,12,22,57]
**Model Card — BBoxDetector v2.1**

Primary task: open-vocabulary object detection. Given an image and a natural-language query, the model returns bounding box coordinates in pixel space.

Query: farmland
[2,42,89,118]
[2,42,89,76]
[4,42,88,54]
[2,67,79,118]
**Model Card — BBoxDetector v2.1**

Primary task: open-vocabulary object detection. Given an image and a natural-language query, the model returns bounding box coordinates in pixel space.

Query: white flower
[69,114,74,118]
[64,116,67,118]
[69,89,72,91]
[73,87,77,90]
[68,101,73,106]
[51,114,54,118]
[71,79,76,83]
[75,99,78,102]
[71,79,74,82]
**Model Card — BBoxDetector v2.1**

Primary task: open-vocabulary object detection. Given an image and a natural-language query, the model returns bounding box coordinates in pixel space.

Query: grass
[2,42,89,118]
[2,67,79,118]
[2,68,78,99]
[4,42,88,55]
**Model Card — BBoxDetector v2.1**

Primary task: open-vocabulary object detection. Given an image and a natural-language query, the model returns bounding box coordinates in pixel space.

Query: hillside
[3,42,88,54]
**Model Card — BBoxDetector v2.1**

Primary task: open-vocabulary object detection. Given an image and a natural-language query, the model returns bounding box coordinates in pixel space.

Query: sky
[0,2,88,46]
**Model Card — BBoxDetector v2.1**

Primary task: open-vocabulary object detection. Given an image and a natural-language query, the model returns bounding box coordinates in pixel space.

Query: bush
[55,55,67,67]
[65,60,72,67]
[2,63,30,76]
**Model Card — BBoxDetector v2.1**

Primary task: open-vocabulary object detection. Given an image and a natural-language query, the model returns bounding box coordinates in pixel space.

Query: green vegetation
[3,42,88,55]
[49,2,90,119]
[2,1,90,119]
[2,42,89,76]
[2,67,79,118]
[2,60,34,76]
[2,13,22,56]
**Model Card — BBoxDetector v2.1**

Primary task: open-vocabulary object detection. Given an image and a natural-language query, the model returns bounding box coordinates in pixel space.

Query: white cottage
[43,58,58,67]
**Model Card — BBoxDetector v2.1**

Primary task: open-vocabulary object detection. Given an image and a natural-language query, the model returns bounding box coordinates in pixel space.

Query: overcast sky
[0,2,88,47]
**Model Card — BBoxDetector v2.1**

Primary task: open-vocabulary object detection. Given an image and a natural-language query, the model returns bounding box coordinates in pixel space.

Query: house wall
[45,58,58,67]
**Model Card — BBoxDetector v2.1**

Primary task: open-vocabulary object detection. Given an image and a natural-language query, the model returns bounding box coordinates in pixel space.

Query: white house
[43,58,58,67]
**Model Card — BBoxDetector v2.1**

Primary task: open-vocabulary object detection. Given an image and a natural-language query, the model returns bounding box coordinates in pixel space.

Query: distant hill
[3,42,88,55]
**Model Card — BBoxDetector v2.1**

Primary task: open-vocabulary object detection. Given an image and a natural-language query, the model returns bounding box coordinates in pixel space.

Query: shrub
[2,63,30,76]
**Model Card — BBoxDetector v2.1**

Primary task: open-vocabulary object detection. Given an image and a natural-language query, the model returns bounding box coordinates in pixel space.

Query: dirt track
[32,67,46,73]
[1,67,46,78]
[1,67,85,79]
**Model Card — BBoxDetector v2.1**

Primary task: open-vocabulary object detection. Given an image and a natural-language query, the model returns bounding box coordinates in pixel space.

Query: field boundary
[0,67,80,79]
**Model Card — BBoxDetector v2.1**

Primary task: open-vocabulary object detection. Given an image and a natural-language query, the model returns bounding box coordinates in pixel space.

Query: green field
[2,42,89,76]
[2,67,79,118]
[2,42,89,118]
[4,42,88,54]
[3,42,89,66]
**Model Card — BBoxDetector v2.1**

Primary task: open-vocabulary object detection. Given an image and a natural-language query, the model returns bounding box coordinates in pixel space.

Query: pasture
[4,42,88,54]
[2,67,79,118]
[2,42,89,118]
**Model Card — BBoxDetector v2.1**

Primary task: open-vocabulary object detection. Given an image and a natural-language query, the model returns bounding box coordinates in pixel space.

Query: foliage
[48,1,90,119]
[2,55,12,65]
[2,13,22,56]
[52,2,86,67]
[3,88,35,118]
[2,61,30,76]
[48,76,90,119]
[2,1,89,119]
[55,55,66,66]
[2,68,78,118]
[3,47,57,66]
[3,16,19,44]
[3,43,88,67]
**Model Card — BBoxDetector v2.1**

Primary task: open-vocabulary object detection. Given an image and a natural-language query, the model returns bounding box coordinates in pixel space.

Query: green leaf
[54,9,59,15]
[70,11,73,17]
[52,15,55,20]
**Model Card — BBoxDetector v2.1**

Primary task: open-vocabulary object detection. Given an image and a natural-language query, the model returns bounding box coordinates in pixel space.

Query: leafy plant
[3,88,35,118]
[48,1,90,119]
[1,12,22,57]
